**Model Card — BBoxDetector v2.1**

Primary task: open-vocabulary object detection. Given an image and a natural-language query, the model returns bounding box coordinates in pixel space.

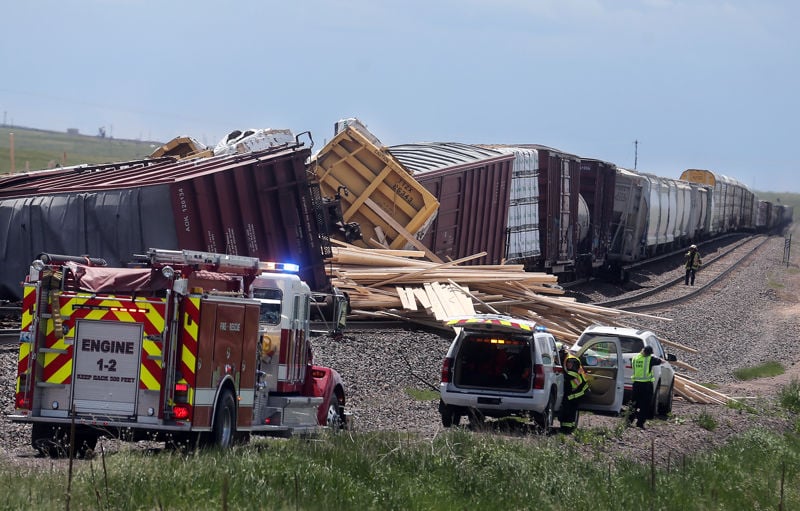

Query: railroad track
[596,234,770,313]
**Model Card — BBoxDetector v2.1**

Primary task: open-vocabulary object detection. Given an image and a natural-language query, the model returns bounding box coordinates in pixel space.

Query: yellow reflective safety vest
[685,251,701,270]
[632,353,654,383]
[564,354,588,400]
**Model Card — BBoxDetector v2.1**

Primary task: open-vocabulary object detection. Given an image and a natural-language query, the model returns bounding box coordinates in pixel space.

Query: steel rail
[605,235,770,313]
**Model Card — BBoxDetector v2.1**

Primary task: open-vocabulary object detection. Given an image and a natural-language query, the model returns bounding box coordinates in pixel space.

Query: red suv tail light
[441,357,453,383]
[533,363,545,389]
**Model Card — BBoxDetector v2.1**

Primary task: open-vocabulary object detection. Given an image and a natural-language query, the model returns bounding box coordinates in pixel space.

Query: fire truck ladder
[147,248,265,274]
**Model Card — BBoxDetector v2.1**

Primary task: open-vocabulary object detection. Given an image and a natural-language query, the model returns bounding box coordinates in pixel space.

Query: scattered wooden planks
[326,243,665,337]
[674,375,740,405]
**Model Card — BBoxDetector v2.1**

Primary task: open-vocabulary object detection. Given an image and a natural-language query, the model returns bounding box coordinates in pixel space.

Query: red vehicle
[12,248,346,456]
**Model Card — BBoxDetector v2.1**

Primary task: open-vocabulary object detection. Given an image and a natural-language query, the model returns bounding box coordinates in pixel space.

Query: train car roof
[388,142,510,174]
[681,168,752,191]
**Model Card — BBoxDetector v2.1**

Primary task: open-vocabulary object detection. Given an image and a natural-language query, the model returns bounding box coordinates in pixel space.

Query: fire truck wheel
[212,389,237,449]
[31,424,67,458]
[326,393,344,429]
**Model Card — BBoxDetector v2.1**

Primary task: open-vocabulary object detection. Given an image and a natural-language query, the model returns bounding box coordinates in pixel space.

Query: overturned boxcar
[0,142,331,300]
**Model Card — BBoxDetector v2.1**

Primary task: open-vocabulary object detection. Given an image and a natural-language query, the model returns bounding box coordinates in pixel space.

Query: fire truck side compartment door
[211,303,247,388]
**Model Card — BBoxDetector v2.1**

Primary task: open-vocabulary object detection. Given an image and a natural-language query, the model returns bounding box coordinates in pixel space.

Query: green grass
[405,388,439,401]
[780,378,800,413]
[696,411,718,431]
[0,126,161,174]
[734,361,785,381]
[767,276,786,289]
[1,428,798,511]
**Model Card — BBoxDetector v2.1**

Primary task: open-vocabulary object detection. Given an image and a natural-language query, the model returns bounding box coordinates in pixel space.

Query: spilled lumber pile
[326,242,663,341]
[328,242,740,406]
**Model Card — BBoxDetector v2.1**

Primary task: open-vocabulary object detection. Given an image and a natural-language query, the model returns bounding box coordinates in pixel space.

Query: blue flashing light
[280,262,300,273]
[261,261,300,273]
[534,325,547,332]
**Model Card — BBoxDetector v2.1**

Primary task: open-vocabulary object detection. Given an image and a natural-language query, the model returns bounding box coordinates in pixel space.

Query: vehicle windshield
[258,301,281,325]
[578,333,643,354]
[254,288,282,325]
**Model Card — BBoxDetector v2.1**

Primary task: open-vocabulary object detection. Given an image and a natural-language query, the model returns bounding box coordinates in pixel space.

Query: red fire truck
[11,248,347,456]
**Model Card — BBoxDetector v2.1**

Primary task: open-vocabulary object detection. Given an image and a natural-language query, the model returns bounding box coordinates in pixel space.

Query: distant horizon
[1,122,164,144]
[2,122,799,200]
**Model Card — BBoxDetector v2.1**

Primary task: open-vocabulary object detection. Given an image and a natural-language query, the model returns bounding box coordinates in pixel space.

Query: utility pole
[10,132,15,173]
[633,139,639,170]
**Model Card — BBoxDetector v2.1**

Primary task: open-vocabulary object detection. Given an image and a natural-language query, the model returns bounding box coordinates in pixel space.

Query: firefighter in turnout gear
[628,345,664,429]
[684,244,702,285]
[557,343,588,434]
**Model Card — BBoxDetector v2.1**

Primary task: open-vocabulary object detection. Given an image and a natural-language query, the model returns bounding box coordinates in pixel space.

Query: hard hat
[556,342,565,351]
[690,244,697,249]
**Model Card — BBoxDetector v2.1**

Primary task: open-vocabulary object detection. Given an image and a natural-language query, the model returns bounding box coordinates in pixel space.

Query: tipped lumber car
[310,120,440,259]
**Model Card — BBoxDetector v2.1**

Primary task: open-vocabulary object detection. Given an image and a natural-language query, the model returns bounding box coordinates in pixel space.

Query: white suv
[439,315,625,432]
[572,325,677,416]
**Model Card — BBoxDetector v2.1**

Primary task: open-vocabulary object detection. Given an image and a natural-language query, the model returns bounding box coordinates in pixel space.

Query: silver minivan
[439,315,625,432]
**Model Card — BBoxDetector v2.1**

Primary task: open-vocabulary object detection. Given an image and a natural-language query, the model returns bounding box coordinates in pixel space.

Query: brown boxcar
[0,143,330,300]
[578,158,617,273]
[488,144,583,277]
[387,143,514,266]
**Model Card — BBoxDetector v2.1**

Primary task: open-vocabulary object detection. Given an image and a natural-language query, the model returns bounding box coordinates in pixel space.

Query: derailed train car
[392,147,787,283]
[0,141,332,300]
[518,144,586,276]
[387,142,514,266]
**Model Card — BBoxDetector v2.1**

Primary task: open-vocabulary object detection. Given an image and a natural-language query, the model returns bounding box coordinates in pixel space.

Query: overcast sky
[2,1,798,192]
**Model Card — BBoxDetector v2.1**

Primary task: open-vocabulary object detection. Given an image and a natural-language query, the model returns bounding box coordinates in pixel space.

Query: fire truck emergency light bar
[146,248,298,273]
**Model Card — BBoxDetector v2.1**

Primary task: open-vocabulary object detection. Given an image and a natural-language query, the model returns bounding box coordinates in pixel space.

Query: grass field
[1,428,798,511]
[0,125,161,174]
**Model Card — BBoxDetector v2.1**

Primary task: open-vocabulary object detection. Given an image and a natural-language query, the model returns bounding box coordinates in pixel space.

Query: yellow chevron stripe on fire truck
[179,297,200,390]
[16,284,37,393]
[41,318,73,385]
[20,284,35,332]
[140,339,163,391]
[43,353,73,384]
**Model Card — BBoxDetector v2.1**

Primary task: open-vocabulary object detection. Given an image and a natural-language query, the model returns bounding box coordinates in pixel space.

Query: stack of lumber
[326,242,662,342]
